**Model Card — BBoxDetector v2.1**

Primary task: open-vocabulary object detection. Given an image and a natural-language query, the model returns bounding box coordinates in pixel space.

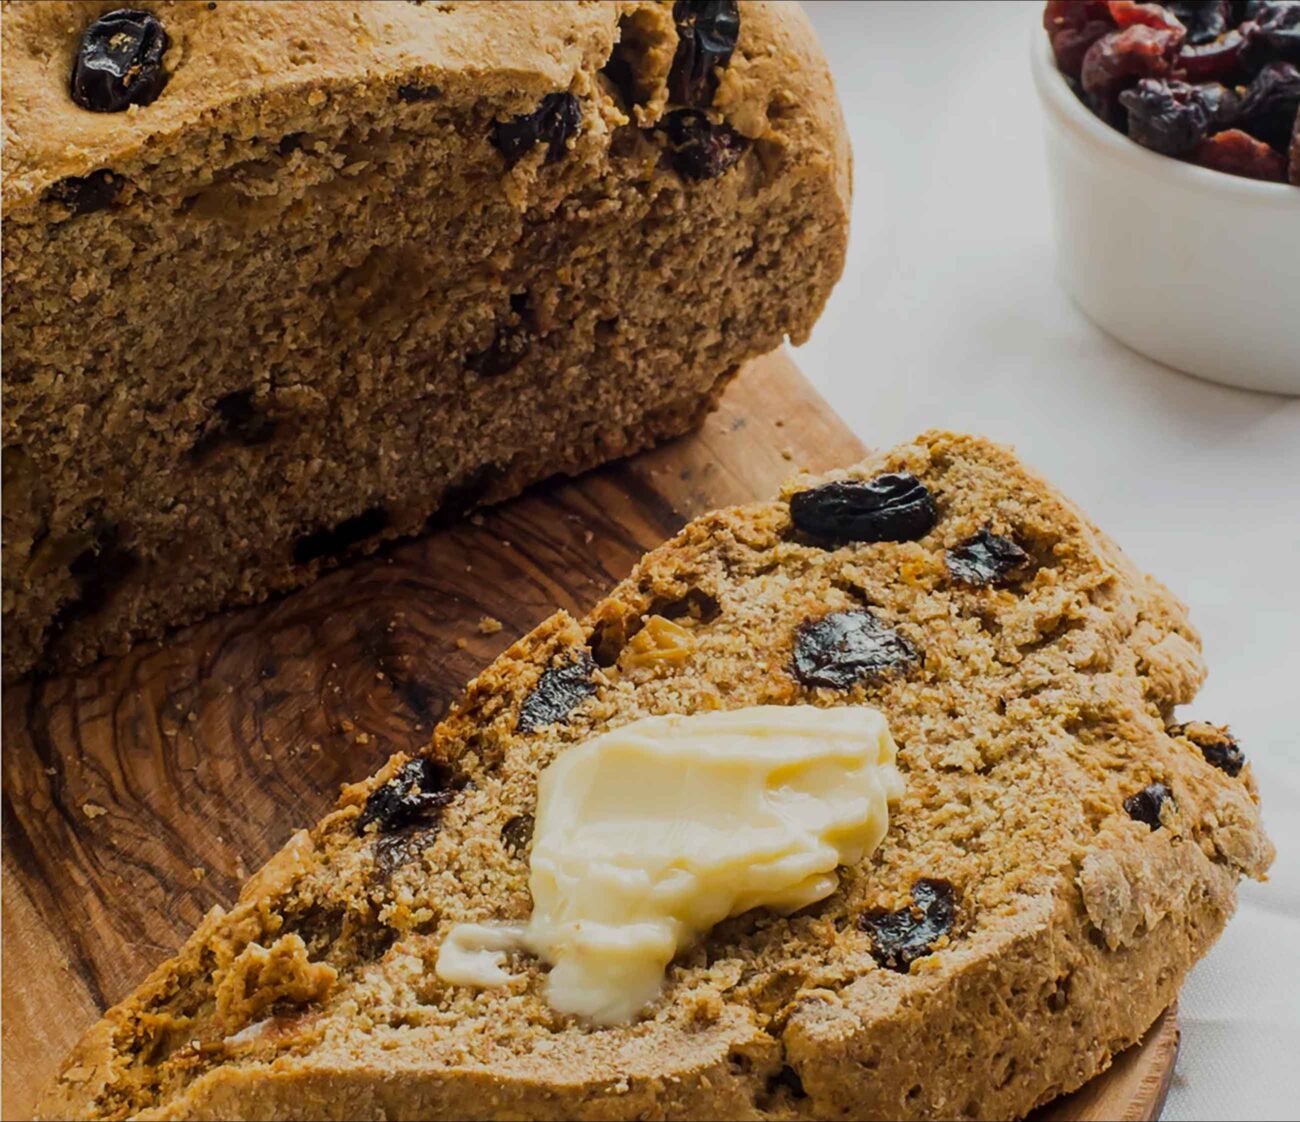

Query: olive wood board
[2,350,1177,1121]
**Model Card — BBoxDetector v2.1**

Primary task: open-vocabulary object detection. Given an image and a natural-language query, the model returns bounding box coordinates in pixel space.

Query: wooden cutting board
[1,351,1177,1121]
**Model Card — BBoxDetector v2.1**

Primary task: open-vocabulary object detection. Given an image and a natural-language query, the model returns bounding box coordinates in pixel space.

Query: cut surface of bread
[38,431,1273,1121]
[1,0,849,678]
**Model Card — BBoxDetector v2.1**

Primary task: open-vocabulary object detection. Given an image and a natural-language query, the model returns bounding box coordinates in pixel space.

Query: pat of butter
[435,704,904,1024]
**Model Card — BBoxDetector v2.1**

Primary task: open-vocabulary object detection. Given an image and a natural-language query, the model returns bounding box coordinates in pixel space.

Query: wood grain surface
[1,351,1176,1121]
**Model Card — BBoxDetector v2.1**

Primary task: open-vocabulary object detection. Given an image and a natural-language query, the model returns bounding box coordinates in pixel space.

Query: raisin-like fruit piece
[1082,25,1184,108]
[656,108,748,179]
[492,92,581,168]
[1177,24,1252,83]
[668,0,741,106]
[945,529,1032,587]
[517,650,598,733]
[1170,721,1246,777]
[71,9,169,113]
[356,758,455,834]
[1241,0,1300,68]
[372,828,436,879]
[42,169,121,216]
[501,814,535,856]
[1044,1,1116,78]
[1161,0,1232,46]
[860,878,958,973]
[1107,1,1185,33]
[790,472,938,547]
[397,82,440,102]
[1123,782,1173,830]
[1119,78,1223,154]
[792,610,918,690]
[1192,127,1288,178]
[466,293,533,377]
[1235,60,1300,149]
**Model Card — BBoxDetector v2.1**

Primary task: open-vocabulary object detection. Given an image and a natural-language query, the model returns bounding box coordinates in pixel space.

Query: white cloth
[797,4,1300,1119]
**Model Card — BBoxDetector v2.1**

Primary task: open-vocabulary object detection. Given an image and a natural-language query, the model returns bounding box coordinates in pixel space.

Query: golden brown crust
[38,431,1272,1121]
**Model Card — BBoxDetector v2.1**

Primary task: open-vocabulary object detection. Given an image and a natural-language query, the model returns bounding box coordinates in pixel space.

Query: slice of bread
[39,432,1272,1121]
[1,0,849,678]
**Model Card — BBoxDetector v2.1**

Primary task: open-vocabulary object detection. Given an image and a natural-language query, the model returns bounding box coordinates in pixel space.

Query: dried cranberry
[517,651,597,733]
[668,0,741,106]
[1170,722,1246,777]
[656,109,748,179]
[1107,1,1186,33]
[373,828,436,879]
[945,529,1032,587]
[492,92,581,168]
[860,879,958,973]
[42,169,121,216]
[1123,782,1173,830]
[790,472,938,546]
[356,758,455,834]
[71,9,169,113]
[1235,60,1300,148]
[1241,0,1300,67]
[792,610,918,690]
[1177,23,1254,82]
[1120,78,1226,153]
[1082,25,1184,106]
[1160,0,1233,45]
[501,814,535,856]
[1192,127,1288,177]
[1045,1,1117,77]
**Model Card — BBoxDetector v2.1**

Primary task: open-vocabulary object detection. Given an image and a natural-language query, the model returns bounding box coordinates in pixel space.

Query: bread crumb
[477,616,504,635]
[455,637,469,650]
[192,867,207,883]
[82,802,108,819]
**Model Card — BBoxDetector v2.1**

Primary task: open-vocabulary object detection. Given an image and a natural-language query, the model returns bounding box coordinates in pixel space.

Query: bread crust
[1,1,848,222]
[37,431,1273,1121]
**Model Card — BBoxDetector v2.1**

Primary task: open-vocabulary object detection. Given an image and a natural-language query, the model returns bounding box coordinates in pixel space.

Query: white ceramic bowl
[1031,32,1300,395]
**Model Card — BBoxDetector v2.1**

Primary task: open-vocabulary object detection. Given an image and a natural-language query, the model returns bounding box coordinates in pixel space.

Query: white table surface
[796,4,1299,1120]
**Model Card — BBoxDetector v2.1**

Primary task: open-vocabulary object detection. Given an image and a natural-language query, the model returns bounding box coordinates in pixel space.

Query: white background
[797,3,1299,1119]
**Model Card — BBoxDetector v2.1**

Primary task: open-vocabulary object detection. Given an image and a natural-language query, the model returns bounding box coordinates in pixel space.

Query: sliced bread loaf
[1,0,848,678]
[38,431,1272,1120]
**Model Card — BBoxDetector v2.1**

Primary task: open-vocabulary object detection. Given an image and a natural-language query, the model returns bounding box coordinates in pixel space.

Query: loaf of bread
[1,0,849,679]
[39,432,1272,1121]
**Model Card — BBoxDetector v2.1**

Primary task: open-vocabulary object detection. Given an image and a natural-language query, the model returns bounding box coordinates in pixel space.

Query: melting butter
[435,704,904,1024]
